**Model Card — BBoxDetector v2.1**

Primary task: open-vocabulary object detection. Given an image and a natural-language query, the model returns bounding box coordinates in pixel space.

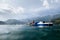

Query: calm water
[0,25,60,40]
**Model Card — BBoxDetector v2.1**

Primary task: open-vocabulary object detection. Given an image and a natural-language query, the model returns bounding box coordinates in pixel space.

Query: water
[0,25,60,40]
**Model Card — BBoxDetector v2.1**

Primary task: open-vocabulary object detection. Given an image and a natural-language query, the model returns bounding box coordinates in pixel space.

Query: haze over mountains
[0,14,60,25]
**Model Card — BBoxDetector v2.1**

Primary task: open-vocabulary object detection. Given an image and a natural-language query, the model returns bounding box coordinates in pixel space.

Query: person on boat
[30,20,35,26]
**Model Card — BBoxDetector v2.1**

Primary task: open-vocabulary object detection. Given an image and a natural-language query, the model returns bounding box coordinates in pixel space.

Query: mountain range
[0,14,60,25]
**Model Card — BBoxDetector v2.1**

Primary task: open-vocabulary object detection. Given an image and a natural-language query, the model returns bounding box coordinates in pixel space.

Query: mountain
[6,19,25,25]
[51,18,60,24]
[0,21,6,24]
[51,14,60,21]
[0,14,60,25]
[30,15,53,22]
[51,14,60,24]
[52,14,60,19]
[30,14,60,23]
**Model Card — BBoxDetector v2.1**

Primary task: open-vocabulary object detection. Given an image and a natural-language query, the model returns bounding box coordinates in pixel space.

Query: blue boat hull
[33,24,53,26]
[30,22,53,27]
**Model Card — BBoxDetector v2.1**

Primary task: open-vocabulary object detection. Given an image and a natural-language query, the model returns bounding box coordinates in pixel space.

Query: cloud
[0,3,25,14]
[42,0,49,8]
[12,7,25,14]
[51,0,59,3]
[0,3,25,20]
[40,0,43,2]
[0,3,10,10]
[0,0,60,21]
[55,0,58,2]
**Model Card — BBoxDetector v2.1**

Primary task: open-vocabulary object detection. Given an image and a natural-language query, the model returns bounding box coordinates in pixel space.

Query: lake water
[0,25,60,40]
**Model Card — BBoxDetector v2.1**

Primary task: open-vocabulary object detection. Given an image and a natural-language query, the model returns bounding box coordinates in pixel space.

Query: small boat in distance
[29,21,53,27]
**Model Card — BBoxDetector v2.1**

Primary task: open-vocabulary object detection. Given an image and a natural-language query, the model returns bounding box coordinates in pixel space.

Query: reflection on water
[0,25,60,40]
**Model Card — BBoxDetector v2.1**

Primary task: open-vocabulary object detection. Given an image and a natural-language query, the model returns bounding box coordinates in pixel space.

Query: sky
[0,0,60,21]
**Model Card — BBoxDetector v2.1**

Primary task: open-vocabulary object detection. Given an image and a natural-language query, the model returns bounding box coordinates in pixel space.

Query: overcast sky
[0,0,60,21]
